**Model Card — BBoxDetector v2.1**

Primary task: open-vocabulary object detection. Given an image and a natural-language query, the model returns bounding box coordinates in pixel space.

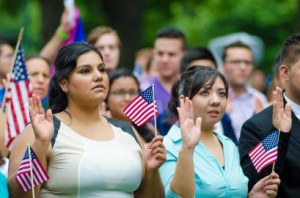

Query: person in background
[160,66,280,197]
[26,55,51,110]
[106,68,155,144]
[222,41,267,141]
[250,69,266,93]
[88,26,121,74]
[8,42,165,198]
[0,41,14,108]
[179,47,237,144]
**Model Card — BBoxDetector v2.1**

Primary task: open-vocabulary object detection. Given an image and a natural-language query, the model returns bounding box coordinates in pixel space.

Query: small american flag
[5,43,32,148]
[248,130,278,173]
[123,85,158,126]
[16,146,49,192]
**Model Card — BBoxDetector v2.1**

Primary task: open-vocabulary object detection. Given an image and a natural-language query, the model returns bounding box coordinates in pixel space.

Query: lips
[92,84,105,90]
[207,110,219,117]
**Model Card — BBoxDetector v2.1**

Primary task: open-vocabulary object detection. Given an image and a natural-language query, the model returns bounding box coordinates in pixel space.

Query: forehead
[0,44,13,54]
[154,38,184,52]
[95,33,119,46]
[26,58,50,73]
[225,47,253,60]
[188,60,216,68]
[110,76,139,90]
[202,77,225,89]
[76,51,103,66]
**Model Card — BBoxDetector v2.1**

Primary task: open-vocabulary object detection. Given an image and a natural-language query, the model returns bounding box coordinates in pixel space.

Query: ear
[59,78,69,93]
[279,65,289,81]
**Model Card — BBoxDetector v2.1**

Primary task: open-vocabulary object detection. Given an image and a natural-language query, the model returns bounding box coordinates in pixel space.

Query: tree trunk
[101,0,143,70]
[40,0,64,45]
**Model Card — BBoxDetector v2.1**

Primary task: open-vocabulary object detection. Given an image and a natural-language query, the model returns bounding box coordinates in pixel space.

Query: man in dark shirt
[239,32,300,197]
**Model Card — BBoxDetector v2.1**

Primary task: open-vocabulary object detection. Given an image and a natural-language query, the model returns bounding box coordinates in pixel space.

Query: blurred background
[0,0,299,75]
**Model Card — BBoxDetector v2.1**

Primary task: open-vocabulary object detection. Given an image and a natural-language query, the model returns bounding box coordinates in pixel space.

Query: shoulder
[244,105,273,127]
[248,86,268,103]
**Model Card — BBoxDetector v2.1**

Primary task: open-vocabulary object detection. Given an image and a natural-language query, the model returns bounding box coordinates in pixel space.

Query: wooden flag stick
[1,27,24,114]
[152,84,157,136]
[272,129,281,172]
[27,142,35,198]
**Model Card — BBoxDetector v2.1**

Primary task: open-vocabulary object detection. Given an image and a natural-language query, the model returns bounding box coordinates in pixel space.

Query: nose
[36,74,44,83]
[210,92,220,106]
[94,69,103,82]
[162,54,169,63]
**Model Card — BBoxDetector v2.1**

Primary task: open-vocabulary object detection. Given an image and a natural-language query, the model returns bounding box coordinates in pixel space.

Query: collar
[284,92,300,120]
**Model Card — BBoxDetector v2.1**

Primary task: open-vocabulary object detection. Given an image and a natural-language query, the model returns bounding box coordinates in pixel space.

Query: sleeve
[0,172,9,198]
[239,119,291,192]
[159,139,181,198]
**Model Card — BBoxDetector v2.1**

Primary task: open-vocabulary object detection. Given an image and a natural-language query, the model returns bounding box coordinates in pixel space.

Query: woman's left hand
[249,172,280,198]
[143,135,166,171]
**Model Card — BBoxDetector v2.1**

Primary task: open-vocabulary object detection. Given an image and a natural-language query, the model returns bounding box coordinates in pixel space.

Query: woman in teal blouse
[160,66,280,198]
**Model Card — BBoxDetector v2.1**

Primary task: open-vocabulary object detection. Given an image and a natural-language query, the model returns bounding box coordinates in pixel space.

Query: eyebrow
[76,63,106,68]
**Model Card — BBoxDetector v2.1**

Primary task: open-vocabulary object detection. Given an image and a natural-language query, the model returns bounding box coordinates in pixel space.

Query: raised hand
[272,87,292,132]
[249,172,280,198]
[99,102,112,118]
[177,97,202,150]
[143,135,166,171]
[29,94,54,142]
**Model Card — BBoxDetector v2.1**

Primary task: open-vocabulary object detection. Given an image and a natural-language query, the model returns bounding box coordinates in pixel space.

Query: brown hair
[87,26,121,47]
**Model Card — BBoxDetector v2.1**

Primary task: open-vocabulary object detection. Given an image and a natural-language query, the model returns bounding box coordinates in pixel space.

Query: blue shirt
[160,125,248,198]
[0,172,8,198]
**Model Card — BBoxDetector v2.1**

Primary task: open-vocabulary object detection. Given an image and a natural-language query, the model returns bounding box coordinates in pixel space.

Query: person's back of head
[180,47,217,73]
[49,42,103,113]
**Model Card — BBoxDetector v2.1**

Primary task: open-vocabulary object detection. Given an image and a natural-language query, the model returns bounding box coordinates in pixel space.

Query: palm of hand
[144,148,163,171]
[31,112,54,141]
[181,118,201,149]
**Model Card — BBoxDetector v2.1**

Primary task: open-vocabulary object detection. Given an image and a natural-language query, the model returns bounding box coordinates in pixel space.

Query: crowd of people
[0,5,300,198]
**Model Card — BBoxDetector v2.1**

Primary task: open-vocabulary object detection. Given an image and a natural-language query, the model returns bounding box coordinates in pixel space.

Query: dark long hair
[168,66,228,123]
[49,42,103,113]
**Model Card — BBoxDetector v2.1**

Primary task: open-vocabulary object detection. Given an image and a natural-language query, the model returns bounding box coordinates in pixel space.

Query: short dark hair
[49,42,103,113]
[180,47,216,73]
[156,26,186,50]
[280,32,300,67]
[168,66,228,123]
[222,41,252,61]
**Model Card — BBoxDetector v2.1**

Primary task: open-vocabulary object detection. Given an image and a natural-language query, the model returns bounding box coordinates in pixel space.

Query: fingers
[148,135,166,161]
[264,172,280,197]
[285,103,292,119]
[46,109,53,124]
[188,98,193,119]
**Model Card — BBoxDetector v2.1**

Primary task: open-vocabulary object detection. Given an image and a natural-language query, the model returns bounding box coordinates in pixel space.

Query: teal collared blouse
[160,125,248,198]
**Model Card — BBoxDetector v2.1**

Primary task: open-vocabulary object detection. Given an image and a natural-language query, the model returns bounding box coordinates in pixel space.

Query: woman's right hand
[177,97,202,150]
[29,94,54,142]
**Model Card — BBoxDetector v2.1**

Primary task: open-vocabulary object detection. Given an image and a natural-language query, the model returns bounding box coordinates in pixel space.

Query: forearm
[135,169,164,198]
[40,33,65,65]
[170,148,195,198]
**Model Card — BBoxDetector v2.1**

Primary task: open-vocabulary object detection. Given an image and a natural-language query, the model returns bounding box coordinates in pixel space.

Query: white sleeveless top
[40,118,143,198]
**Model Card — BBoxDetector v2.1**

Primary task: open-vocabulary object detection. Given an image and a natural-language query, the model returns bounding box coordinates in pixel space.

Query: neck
[285,89,300,106]
[65,103,102,124]
[200,126,215,141]
[229,83,246,96]
[157,74,179,92]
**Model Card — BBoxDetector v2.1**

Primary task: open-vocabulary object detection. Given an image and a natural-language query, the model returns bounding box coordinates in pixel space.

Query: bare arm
[40,9,71,64]
[168,97,202,198]
[8,95,53,197]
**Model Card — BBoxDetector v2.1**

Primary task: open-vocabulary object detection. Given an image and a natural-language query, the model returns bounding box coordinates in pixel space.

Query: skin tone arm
[170,97,202,198]
[7,95,53,198]
[40,9,71,64]
[134,135,166,198]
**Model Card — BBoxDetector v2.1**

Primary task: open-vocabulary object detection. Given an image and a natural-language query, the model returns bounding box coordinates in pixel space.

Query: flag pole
[152,84,157,136]
[27,142,35,198]
[1,27,24,114]
[272,128,280,172]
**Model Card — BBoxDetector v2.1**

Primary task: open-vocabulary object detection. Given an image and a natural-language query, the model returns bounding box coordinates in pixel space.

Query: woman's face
[26,58,50,99]
[107,76,139,122]
[64,51,109,106]
[191,77,227,129]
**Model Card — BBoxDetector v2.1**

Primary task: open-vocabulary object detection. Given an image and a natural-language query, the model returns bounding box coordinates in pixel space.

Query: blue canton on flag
[123,85,158,126]
[249,130,278,173]
[12,44,29,82]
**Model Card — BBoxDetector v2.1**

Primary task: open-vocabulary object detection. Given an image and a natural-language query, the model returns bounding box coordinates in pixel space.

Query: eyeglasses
[225,60,253,66]
[110,90,139,98]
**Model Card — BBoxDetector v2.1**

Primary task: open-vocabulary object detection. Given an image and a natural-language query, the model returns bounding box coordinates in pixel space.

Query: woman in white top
[8,42,166,198]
